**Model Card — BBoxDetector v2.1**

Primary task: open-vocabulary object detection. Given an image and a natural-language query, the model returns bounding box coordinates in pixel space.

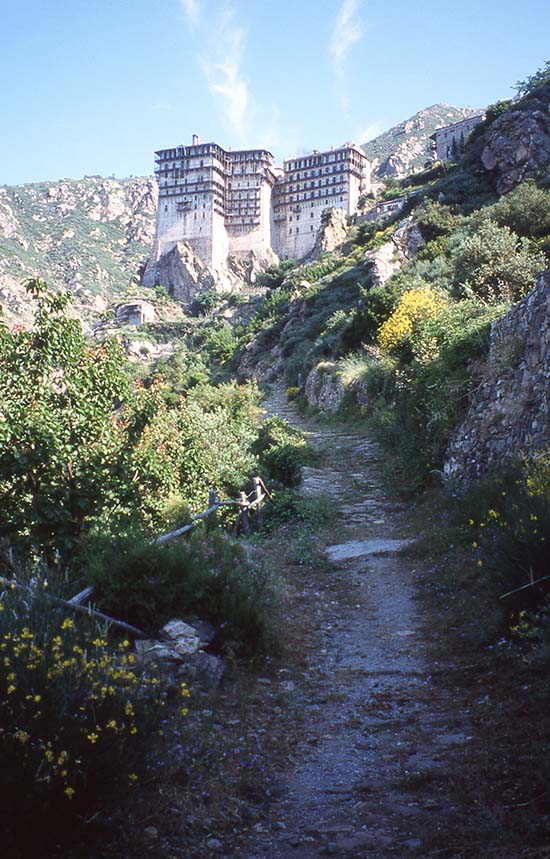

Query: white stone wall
[151,138,371,269]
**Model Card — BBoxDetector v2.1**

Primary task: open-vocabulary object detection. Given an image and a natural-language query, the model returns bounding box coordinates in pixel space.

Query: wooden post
[239,490,251,537]
[207,489,218,530]
[253,476,263,529]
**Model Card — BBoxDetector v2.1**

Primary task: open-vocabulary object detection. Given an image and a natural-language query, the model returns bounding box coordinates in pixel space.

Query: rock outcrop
[481,84,550,194]
[142,243,269,305]
[365,216,424,287]
[305,363,345,412]
[142,241,214,303]
[445,268,550,483]
[135,618,224,690]
[310,208,349,259]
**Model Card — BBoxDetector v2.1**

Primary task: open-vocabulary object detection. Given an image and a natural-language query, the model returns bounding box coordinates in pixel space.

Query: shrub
[0,280,131,558]
[256,259,297,289]
[415,200,462,241]
[487,180,550,238]
[263,489,332,532]
[378,287,447,354]
[368,300,505,489]
[87,529,279,654]
[457,453,550,643]
[515,60,550,97]
[252,417,315,487]
[451,219,545,302]
[0,577,174,836]
[190,289,219,316]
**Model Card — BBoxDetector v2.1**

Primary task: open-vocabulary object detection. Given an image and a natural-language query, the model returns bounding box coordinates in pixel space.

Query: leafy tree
[0,281,261,559]
[515,60,550,97]
[0,279,130,556]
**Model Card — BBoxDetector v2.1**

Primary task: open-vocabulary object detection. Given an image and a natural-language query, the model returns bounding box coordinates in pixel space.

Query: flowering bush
[462,454,550,640]
[0,579,186,825]
[378,287,447,353]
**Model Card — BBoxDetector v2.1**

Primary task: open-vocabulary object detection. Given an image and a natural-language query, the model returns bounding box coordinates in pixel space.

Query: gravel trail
[232,388,474,859]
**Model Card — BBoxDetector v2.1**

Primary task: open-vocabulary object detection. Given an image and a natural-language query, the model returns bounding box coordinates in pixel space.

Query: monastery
[150,136,371,269]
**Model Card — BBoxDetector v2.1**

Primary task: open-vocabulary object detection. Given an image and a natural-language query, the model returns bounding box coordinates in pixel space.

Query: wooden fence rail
[0,477,272,637]
[154,476,271,545]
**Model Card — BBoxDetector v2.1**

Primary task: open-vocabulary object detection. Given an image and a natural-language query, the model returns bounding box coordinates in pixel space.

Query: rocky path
[232,388,475,858]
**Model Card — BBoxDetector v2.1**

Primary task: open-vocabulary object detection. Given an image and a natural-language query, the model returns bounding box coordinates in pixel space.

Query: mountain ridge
[362,103,483,178]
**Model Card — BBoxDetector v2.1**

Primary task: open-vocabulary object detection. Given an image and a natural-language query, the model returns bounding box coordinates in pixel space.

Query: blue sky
[1,0,549,185]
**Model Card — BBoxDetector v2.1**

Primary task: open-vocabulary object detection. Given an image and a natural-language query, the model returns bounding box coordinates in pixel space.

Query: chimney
[192,134,200,146]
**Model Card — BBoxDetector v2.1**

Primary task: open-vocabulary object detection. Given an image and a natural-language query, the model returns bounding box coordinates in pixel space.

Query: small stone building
[429,115,485,162]
[115,300,156,326]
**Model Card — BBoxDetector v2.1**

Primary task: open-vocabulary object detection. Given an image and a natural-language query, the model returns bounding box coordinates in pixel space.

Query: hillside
[362,104,482,178]
[0,176,157,325]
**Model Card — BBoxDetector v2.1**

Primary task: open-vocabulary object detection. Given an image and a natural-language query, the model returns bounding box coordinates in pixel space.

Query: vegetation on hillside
[0,278,317,846]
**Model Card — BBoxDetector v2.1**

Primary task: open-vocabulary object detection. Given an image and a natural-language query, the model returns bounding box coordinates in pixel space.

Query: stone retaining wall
[444,268,550,482]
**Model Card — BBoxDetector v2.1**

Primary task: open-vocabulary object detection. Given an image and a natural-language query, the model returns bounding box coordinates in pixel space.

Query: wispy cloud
[180,0,201,28]
[204,9,249,141]
[330,0,365,76]
[356,119,386,143]
[179,2,280,148]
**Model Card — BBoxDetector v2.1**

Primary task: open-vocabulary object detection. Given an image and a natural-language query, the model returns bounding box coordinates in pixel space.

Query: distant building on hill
[150,135,371,267]
[429,114,485,161]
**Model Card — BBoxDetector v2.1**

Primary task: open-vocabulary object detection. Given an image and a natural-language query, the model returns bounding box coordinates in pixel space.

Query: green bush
[253,416,315,487]
[256,259,297,289]
[450,219,545,302]
[263,489,332,532]
[88,529,279,654]
[449,453,550,649]
[415,200,462,241]
[487,180,550,238]
[190,289,219,316]
[368,300,505,490]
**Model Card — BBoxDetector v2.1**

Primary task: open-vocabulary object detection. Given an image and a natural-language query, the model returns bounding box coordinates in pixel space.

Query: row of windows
[287,225,316,234]
[286,149,357,171]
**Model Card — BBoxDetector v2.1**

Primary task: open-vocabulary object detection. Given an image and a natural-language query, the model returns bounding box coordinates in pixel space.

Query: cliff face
[142,242,267,302]
[481,83,550,194]
[362,105,481,178]
[445,269,550,483]
[0,177,157,324]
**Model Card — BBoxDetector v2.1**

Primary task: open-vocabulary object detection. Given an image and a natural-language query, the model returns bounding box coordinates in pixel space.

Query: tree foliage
[0,280,260,559]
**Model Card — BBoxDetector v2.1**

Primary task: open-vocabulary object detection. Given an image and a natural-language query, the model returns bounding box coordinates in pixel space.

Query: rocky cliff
[481,82,550,194]
[142,242,267,302]
[445,268,550,483]
[0,177,157,325]
[362,105,481,178]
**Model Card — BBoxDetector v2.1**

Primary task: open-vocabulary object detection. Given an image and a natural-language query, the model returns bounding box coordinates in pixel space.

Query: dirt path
[231,388,476,858]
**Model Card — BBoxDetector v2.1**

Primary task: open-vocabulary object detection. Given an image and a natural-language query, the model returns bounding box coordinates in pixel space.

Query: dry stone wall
[444,268,550,483]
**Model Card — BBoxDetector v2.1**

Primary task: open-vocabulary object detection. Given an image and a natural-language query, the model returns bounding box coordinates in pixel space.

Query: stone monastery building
[151,135,371,268]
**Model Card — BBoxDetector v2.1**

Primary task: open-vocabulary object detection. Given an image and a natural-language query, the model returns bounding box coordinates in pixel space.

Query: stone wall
[444,268,550,483]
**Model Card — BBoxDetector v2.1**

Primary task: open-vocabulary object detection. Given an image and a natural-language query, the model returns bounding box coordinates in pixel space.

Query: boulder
[481,96,550,194]
[305,363,345,413]
[176,651,225,690]
[160,619,201,655]
[365,216,424,287]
